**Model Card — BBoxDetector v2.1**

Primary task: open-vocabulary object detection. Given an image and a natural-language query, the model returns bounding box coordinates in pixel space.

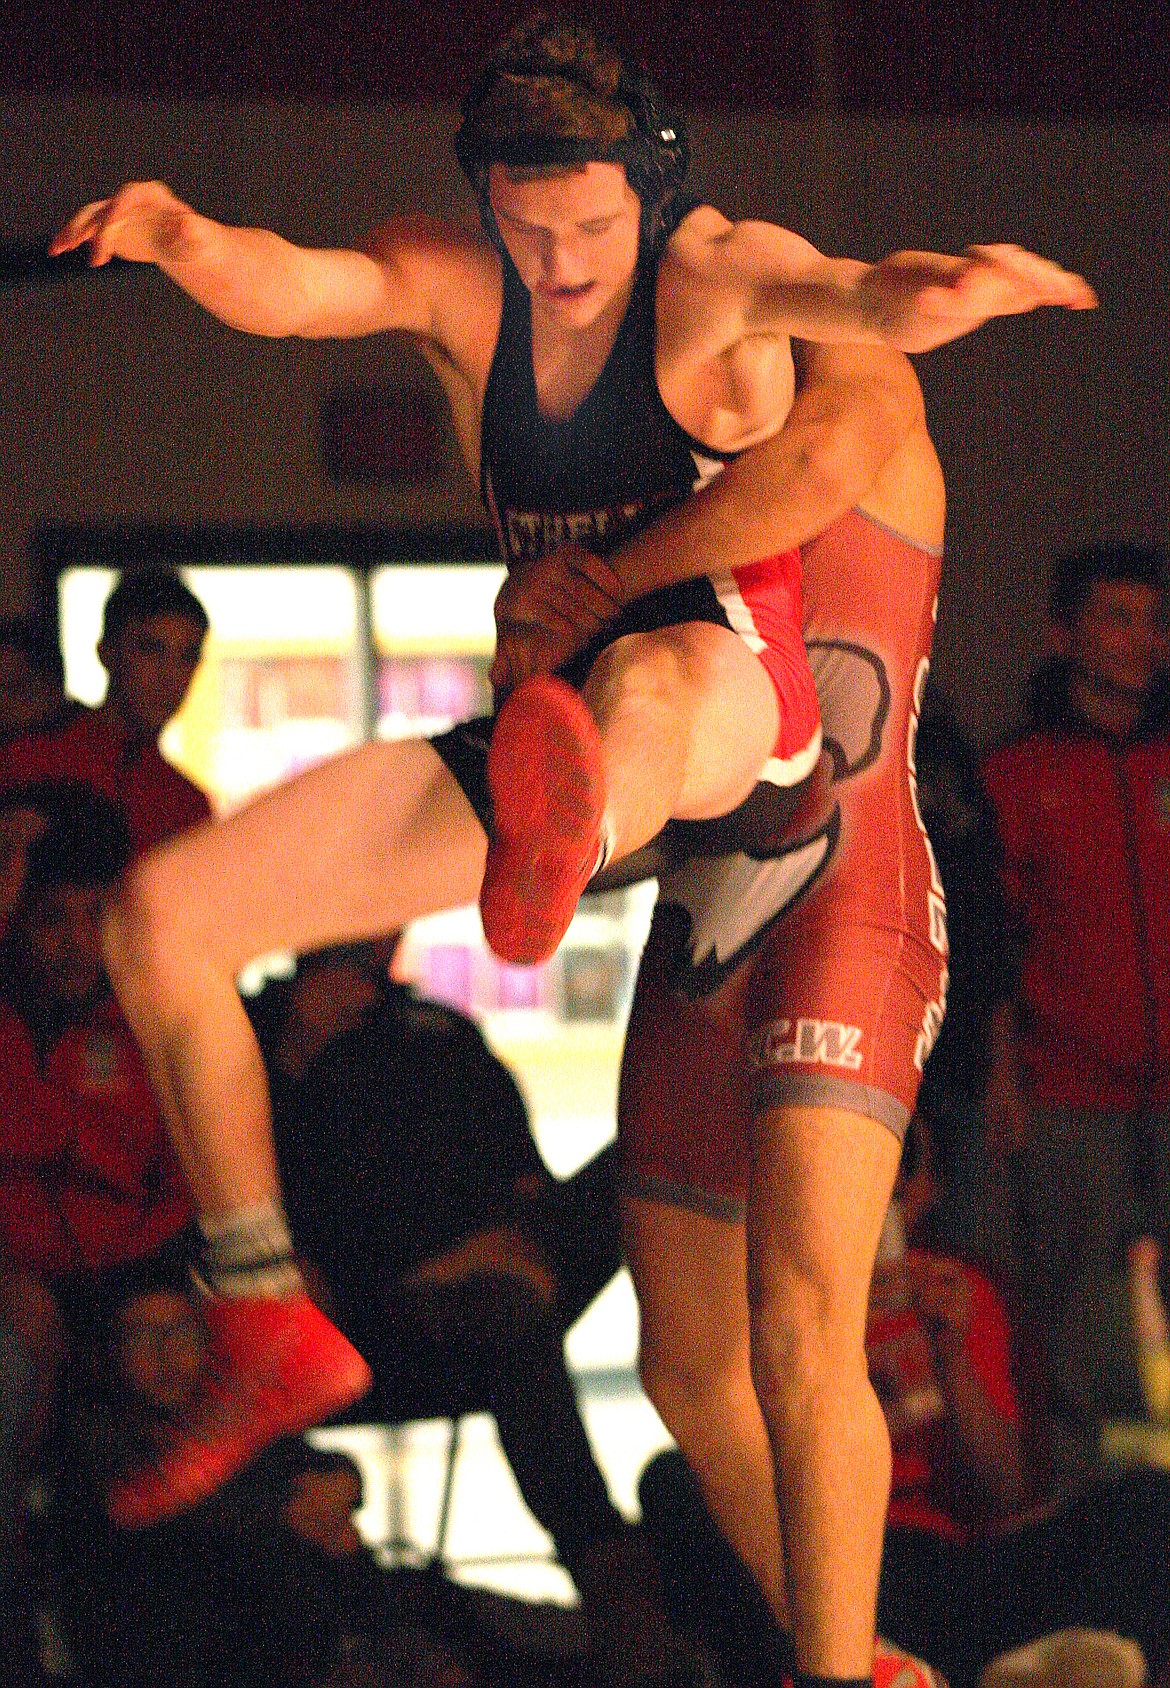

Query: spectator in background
[252,939,690,1688]
[0,781,191,1480]
[0,618,67,744]
[982,541,1170,1486]
[0,568,211,853]
[913,700,1018,1275]
[57,1272,387,1688]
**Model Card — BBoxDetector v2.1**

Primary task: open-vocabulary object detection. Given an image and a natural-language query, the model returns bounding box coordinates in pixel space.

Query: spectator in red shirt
[0,781,191,1473]
[0,569,212,854]
[982,542,1170,1483]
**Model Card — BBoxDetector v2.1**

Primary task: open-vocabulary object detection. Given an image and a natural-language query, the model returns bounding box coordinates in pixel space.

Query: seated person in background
[251,937,689,1688]
[639,1111,1170,1688]
[57,1269,395,1688]
[0,568,211,854]
[982,541,1170,1490]
[0,617,67,744]
[0,781,192,1478]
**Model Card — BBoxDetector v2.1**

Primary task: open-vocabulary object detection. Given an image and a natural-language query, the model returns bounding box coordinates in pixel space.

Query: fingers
[962,243,1098,311]
[49,199,115,262]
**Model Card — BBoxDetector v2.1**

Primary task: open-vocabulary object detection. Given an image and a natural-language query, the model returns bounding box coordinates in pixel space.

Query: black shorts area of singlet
[431,575,734,831]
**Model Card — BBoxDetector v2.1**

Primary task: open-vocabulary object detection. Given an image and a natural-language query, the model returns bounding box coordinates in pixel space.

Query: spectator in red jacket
[0,569,212,854]
[0,781,191,1473]
[982,541,1170,1484]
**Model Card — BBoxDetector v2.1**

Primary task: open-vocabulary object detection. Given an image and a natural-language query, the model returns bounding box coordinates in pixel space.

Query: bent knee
[585,630,693,713]
[639,1327,747,1432]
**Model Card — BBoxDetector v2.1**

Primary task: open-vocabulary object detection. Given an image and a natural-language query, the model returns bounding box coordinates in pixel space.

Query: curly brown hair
[471,11,634,159]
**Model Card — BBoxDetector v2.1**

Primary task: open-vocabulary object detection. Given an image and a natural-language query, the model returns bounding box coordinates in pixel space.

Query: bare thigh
[624,1193,751,1384]
[134,735,488,973]
[584,623,781,824]
[747,1104,903,1359]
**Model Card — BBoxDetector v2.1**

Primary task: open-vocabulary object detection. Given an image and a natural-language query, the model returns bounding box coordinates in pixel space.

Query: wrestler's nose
[540,234,586,287]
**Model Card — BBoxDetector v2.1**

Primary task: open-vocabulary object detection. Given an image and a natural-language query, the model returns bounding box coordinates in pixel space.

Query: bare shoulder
[663,207,826,292]
[361,214,502,371]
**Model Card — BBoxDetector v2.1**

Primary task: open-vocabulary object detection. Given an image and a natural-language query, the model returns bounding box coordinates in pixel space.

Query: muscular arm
[491,340,926,691]
[680,214,1096,355]
[610,339,923,599]
[50,180,497,348]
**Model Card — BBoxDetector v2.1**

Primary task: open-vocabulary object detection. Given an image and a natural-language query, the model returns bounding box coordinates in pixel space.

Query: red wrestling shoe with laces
[107,1290,372,1529]
[480,675,608,966]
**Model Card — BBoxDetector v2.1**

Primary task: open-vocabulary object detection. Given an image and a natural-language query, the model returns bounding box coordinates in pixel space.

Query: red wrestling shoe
[107,1290,372,1529]
[873,1636,949,1688]
[481,675,608,965]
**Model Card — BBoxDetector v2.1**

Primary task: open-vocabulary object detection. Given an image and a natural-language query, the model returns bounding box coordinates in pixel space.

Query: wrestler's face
[489,161,641,326]
[1068,578,1163,699]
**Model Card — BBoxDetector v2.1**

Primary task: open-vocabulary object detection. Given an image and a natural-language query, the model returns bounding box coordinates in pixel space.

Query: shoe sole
[481,677,606,965]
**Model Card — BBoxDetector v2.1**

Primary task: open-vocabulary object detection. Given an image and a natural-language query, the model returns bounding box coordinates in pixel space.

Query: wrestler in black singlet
[431,204,746,825]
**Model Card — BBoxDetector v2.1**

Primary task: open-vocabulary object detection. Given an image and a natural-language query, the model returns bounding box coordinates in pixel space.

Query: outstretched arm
[491,339,925,693]
[49,179,495,346]
[716,219,1096,355]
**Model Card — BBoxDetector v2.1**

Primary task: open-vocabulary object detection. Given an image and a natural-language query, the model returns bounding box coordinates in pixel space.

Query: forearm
[149,211,342,337]
[937,1344,1029,1517]
[607,348,921,601]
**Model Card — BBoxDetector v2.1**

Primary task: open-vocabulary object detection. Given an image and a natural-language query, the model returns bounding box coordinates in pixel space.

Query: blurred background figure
[0,618,67,745]
[982,542,1170,1489]
[1,568,211,853]
[251,936,696,1688]
[912,695,1019,1278]
[0,779,194,1682]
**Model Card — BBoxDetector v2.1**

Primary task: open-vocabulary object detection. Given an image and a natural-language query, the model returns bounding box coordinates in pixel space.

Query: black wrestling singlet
[480,219,731,569]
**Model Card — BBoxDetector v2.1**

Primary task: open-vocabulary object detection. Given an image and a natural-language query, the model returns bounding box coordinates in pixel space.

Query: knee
[585,632,691,718]
[102,852,202,1010]
[638,1325,737,1440]
[747,1273,868,1431]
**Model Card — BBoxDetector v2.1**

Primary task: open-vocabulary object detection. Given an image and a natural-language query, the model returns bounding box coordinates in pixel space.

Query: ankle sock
[193,1201,303,1299]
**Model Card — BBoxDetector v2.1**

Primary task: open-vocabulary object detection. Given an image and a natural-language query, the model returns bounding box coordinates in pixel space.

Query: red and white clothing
[0,994,190,1278]
[867,1254,1021,1543]
[984,719,1170,1111]
[0,703,211,856]
[620,509,948,1214]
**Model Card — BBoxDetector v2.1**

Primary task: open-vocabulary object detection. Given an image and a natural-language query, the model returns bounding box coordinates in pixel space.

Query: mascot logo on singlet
[657,639,891,999]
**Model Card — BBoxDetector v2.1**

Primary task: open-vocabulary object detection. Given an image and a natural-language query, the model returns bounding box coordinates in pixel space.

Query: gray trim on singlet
[851,506,945,560]
[619,1170,746,1223]
[753,1070,911,1142]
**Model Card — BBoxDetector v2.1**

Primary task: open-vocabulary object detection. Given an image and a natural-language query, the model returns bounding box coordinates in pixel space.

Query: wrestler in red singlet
[621,508,948,1213]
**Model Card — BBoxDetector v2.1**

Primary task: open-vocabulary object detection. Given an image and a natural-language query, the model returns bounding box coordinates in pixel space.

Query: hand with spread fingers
[861,242,1098,353]
[490,542,626,700]
[49,180,197,268]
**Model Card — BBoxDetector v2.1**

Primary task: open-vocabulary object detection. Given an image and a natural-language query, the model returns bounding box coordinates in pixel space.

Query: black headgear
[455,42,689,237]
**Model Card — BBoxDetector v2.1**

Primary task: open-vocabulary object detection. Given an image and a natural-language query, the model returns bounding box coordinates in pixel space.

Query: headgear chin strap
[455,54,689,241]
